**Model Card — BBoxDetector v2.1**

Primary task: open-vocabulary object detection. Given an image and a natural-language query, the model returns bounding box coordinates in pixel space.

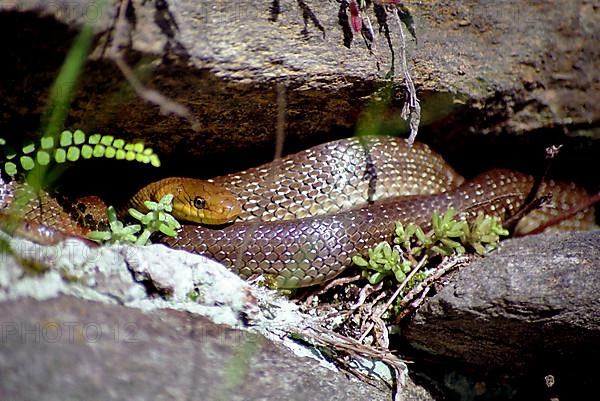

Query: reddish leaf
[349,0,362,32]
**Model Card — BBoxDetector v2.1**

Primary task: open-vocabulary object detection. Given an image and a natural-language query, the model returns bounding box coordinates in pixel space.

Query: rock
[0,232,258,326]
[0,232,434,400]
[402,230,600,379]
[1,0,598,165]
[0,295,427,401]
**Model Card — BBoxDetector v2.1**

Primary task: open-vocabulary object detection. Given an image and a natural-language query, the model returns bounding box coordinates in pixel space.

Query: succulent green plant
[88,194,180,246]
[353,208,509,285]
[128,194,181,245]
[352,242,412,285]
[87,206,141,245]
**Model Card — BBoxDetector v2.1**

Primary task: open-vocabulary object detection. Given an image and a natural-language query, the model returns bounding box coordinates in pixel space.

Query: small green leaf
[113,139,125,149]
[125,151,135,161]
[124,143,133,151]
[87,231,111,242]
[143,147,153,155]
[128,208,145,221]
[160,194,174,205]
[105,147,116,158]
[88,134,101,145]
[107,206,118,223]
[144,200,159,210]
[116,149,126,160]
[41,136,55,149]
[93,144,106,157]
[159,224,177,237]
[22,141,36,154]
[474,243,486,256]
[440,237,461,248]
[73,129,86,145]
[100,135,114,146]
[54,148,66,163]
[150,154,161,167]
[4,162,17,176]
[352,255,369,267]
[20,156,35,170]
[133,143,144,153]
[164,214,180,228]
[60,130,73,147]
[392,268,406,283]
[36,150,51,165]
[4,146,17,160]
[109,219,123,232]
[443,208,456,224]
[121,225,142,235]
[368,272,385,285]
[401,260,413,274]
[81,144,93,159]
[414,226,428,244]
[432,211,441,230]
[433,244,454,256]
[136,230,152,246]
[67,146,80,161]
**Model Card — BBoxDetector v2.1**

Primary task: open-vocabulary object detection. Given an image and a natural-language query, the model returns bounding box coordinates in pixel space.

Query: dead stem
[358,255,428,344]
[109,0,200,130]
[393,255,474,323]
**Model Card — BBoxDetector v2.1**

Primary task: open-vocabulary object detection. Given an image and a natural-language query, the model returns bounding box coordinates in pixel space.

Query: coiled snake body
[163,137,595,288]
[1,136,595,288]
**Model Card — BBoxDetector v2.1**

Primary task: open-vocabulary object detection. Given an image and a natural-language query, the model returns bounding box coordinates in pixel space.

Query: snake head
[170,179,241,225]
[134,178,241,225]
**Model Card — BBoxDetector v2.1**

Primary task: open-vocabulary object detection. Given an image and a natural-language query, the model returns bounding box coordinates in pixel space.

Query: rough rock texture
[402,230,600,376]
[0,296,431,401]
[0,233,433,401]
[1,0,598,167]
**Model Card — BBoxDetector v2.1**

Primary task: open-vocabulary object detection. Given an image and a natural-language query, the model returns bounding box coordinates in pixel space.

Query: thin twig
[358,255,428,343]
[295,325,408,384]
[109,0,200,130]
[350,281,384,312]
[392,8,420,145]
[393,255,474,323]
[268,83,287,182]
[506,145,563,231]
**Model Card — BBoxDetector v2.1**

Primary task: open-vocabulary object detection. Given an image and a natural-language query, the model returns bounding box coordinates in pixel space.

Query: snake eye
[194,196,206,209]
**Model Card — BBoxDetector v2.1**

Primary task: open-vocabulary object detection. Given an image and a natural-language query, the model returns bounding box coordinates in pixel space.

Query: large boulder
[401,230,600,396]
[1,0,598,164]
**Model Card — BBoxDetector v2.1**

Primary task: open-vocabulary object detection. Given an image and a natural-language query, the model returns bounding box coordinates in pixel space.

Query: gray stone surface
[0,233,433,401]
[402,230,600,375]
[1,0,598,164]
[0,296,416,401]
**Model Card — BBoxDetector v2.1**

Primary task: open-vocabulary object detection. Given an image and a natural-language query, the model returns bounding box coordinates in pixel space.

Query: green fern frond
[0,129,161,177]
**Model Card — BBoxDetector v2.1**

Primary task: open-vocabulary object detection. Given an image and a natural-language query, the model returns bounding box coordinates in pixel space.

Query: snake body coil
[163,137,595,288]
[1,136,595,287]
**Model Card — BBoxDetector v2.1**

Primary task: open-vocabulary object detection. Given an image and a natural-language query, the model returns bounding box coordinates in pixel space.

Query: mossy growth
[352,208,509,286]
